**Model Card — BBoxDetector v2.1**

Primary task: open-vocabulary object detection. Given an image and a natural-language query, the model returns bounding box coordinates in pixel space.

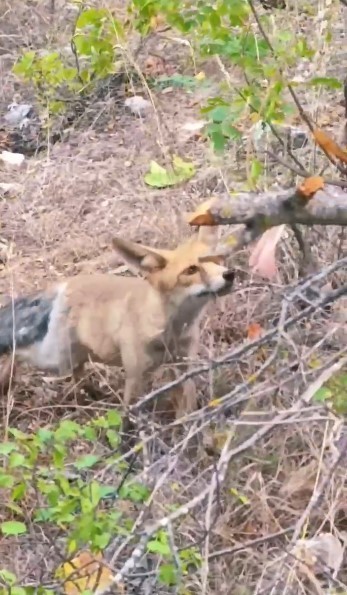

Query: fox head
[112,227,235,302]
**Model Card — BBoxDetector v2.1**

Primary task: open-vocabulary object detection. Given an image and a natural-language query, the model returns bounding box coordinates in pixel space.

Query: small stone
[124,95,151,116]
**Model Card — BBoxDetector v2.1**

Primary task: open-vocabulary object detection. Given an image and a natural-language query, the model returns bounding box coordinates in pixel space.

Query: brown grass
[0,1,347,594]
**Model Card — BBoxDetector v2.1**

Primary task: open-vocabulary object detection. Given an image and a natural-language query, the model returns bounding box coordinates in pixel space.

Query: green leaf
[119,482,150,502]
[144,156,195,188]
[209,105,230,123]
[13,51,36,76]
[221,121,242,140]
[90,481,101,506]
[158,563,178,586]
[98,485,117,499]
[92,532,111,549]
[230,487,250,505]
[74,454,100,470]
[147,539,171,556]
[0,442,17,455]
[309,77,342,90]
[106,409,122,428]
[55,420,81,442]
[209,128,226,152]
[9,453,26,469]
[249,158,263,186]
[12,588,30,595]
[313,387,332,402]
[12,482,27,501]
[8,429,28,440]
[0,569,17,585]
[36,428,53,443]
[0,473,15,488]
[83,426,97,441]
[1,521,27,536]
[106,429,120,449]
[76,7,108,28]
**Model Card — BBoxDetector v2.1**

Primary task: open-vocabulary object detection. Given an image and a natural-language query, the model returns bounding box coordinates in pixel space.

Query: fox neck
[154,286,211,334]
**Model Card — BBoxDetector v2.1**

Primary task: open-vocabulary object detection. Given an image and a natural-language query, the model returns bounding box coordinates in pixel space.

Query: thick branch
[188,186,347,248]
[197,186,347,227]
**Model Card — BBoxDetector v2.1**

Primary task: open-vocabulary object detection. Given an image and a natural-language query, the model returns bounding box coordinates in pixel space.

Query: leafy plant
[0,411,147,560]
[130,0,341,162]
[147,530,202,586]
[13,6,125,114]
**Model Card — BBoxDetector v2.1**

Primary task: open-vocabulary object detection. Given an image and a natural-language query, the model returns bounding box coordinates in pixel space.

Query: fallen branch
[187,185,347,250]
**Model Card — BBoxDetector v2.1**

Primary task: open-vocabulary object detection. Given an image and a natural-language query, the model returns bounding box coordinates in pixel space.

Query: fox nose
[223,270,235,284]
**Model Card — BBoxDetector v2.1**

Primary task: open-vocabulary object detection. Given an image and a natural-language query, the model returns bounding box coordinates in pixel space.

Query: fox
[0,227,235,413]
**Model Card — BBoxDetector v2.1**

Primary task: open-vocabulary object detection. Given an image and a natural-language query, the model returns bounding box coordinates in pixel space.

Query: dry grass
[0,1,347,594]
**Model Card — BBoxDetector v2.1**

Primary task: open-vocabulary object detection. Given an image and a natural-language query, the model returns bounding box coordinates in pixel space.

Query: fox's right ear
[112,238,168,272]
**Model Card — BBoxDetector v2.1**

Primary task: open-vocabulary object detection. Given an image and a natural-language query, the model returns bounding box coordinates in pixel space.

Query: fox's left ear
[112,237,168,272]
[197,225,219,246]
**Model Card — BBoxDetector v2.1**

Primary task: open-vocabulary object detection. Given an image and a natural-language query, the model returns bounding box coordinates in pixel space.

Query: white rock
[124,95,151,116]
[0,151,25,166]
[0,182,23,194]
[181,120,207,132]
[4,103,32,128]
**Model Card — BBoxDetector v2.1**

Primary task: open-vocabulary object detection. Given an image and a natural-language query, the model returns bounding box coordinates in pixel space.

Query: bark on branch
[187,185,347,249]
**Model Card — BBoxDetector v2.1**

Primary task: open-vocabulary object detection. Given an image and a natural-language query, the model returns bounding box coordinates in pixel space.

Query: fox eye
[184,265,199,275]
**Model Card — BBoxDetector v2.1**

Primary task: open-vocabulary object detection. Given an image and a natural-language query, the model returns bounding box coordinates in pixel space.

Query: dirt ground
[0,1,347,594]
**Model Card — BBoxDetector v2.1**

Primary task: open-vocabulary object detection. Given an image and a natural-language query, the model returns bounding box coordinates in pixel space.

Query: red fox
[0,227,234,411]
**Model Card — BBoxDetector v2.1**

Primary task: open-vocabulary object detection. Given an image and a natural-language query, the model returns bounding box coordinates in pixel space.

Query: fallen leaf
[185,197,217,226]
[144,55,166,77]
[207,398,222,407]
[297,176,324,198]
[0,151,25,166]
[293,533,343,577]
[56,551,117,595]
[247,322,263,340]
[313,128,347,164]
[280,460,317,499]
[144,155,195,188]
[195,71,206,81]
[249,225,285,280]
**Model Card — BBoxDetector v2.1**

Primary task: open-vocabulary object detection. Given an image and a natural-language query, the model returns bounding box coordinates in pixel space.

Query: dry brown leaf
[185,197,217,226]
[247,322,263,341]
[280,461,317,499]
[249,225,285,280]
[313,128,347,164]
[297,176,325,198]
[56,551,118,595]
[143,55,166,77]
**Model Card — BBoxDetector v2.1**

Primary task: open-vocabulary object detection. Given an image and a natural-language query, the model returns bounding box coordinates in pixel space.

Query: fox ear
[112,238,168,272]
[197,225,219,247]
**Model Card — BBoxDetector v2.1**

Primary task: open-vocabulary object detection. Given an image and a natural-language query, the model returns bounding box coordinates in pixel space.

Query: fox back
[0,228,235,406]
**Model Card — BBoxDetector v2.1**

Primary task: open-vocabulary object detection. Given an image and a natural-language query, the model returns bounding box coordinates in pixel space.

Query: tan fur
[13,228,235,414]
